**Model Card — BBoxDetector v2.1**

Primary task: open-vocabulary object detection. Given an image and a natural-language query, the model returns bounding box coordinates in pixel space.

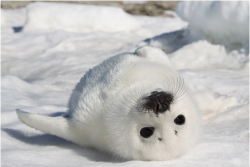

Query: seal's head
[105,77,200,161]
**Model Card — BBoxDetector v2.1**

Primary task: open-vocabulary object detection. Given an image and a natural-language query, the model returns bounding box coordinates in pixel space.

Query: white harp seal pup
[16,46,200,161]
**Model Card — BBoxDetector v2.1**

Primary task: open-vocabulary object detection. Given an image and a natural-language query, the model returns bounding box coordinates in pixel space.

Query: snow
[1,1,249,167]
[1,7,26,34]
[175,1,249,50]
[142,1,249,70]
[22,2,142,33]
[170,40,247,70]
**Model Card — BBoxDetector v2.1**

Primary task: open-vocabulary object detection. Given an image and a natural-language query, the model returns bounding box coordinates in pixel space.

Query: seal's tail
[16,109,75,142]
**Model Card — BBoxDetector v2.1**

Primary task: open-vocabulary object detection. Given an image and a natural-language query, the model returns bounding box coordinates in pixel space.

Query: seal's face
[105,82,200,161]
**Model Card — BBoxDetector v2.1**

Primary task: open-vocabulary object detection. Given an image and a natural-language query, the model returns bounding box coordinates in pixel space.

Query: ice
[1,1,249,167]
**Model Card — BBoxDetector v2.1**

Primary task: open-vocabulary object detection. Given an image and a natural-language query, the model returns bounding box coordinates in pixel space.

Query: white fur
[16,46,201,161]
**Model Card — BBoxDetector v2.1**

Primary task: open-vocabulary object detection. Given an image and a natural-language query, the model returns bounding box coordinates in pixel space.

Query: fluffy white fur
[16,46,201,161]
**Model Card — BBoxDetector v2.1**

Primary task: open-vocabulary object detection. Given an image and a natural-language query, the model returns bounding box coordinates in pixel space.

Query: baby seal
[16,46,200,161]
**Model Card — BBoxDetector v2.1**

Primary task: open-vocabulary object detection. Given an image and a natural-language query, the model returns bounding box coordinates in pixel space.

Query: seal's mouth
[142,91,173,115]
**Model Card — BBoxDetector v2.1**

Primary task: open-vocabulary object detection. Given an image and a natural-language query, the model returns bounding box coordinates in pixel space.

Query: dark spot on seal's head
[143,91,173,114]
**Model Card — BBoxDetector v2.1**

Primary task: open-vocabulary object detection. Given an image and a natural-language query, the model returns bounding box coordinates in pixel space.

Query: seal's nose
[143,91,173,114]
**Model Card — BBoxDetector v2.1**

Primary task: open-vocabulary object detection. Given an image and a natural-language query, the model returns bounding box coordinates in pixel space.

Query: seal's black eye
[174,115,185,125]
[140,127,154,138]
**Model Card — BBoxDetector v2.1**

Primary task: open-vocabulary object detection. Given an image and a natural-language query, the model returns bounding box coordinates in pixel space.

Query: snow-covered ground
[1,1,249,166]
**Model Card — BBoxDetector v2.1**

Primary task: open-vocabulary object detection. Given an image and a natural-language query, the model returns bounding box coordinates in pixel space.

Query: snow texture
[1,1,249,167]
[176,1,249,50]
[22,2,142,33]
[141,1,249,70]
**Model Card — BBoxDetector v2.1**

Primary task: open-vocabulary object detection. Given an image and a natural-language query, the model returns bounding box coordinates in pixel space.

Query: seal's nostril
[155,104,159,113]
[156,103,163,112]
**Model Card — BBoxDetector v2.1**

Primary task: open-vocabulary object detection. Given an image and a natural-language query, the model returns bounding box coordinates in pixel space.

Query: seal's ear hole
[174,115,185,125]
[140,127,154,138]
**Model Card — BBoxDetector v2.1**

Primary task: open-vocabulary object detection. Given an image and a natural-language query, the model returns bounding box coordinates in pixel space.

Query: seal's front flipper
[16,109,77,143]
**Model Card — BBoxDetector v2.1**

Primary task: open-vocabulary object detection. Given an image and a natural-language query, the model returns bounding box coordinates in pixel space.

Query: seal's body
[17,46,200,161]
